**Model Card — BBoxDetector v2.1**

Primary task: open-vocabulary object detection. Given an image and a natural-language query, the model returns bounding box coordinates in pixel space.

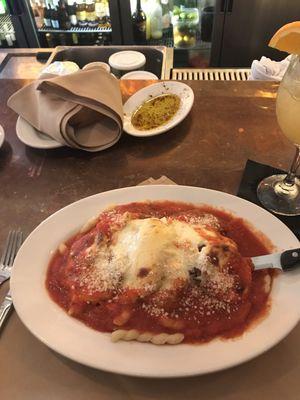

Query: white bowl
[121,71,158,80]
[123,81,194,137]
[82,62,111,73]
[109,51,146,78]
[38,61,79,79]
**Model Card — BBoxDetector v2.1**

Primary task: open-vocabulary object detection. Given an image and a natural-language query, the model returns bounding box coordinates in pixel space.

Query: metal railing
[171,68,251,81]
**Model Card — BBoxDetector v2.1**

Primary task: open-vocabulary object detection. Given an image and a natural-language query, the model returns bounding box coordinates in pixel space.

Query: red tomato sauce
[46,201,274,344]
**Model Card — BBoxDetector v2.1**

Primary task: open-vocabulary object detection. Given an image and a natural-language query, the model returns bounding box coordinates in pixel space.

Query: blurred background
[1,0,300,67]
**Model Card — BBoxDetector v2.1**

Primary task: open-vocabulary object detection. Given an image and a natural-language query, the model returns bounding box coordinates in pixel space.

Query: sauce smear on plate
[131,94,180,130]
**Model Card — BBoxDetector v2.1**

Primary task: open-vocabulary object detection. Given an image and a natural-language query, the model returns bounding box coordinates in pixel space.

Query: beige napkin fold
[7,68,124,152]
[138,176,177,186]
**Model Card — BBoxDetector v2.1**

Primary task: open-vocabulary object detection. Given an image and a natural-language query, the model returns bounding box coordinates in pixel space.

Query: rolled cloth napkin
[249,55,291,81]
[7,68,123,151]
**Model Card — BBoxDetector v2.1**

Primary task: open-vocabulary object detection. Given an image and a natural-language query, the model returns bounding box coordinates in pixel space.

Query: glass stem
[284,146,300,186]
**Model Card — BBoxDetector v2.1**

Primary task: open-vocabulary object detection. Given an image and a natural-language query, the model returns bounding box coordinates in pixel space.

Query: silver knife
[0,291,13,332]
[251,248,300,271]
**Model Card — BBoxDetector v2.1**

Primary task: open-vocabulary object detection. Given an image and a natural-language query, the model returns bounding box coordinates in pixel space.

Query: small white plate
[16,116,64,149]
[123,82,194,137]
[0,124,5,148]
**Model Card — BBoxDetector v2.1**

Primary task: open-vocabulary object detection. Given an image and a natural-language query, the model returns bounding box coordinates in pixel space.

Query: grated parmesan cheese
[68,211,244,319]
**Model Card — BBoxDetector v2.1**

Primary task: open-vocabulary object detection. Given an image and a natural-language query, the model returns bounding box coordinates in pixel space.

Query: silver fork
[0,230,23,286]
[0,231,23,332]
[0,291,13,331]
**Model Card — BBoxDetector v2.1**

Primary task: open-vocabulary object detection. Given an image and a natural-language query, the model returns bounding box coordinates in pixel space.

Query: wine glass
[257,54,300,216]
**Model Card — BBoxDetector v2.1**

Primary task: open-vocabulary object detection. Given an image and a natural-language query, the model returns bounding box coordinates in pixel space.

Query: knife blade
[251,248,300,271]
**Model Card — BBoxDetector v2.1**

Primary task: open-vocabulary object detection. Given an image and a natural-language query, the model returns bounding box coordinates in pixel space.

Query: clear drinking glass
[257,54,300,216]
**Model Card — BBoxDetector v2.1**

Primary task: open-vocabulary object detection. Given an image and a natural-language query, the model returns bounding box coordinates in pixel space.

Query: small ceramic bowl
[121,71,158,80]
[108,51,146,78]
[38,61,79,79]
[82,62,111,73]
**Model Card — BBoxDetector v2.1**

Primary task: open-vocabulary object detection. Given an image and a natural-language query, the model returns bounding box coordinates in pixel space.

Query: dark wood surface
[0,79,298,400]
[0,79,295,244]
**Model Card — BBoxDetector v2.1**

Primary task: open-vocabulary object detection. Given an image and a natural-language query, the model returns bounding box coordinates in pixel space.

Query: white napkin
[249,55,292,81]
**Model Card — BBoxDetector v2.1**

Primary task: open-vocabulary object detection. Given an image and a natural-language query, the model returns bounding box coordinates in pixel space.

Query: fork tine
[6,231,17,267]
[18,231,23,246]
[1,231,15,267]
[8,231,20,266]
[0,231,12,265]
[15,231,23,256]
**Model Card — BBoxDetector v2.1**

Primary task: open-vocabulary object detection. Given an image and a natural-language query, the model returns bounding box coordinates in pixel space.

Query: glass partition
[0,0,18,47]
[28,0,119,47]
[129,0,216,67]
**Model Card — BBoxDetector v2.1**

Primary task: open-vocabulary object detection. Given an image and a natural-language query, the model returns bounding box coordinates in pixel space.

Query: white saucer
[0,124,4,148]
[16,117,64,149]
[123,82,194,137]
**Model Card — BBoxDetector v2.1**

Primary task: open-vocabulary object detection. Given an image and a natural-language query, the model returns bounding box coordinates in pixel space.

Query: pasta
[111,330,184,345]
[79,216,98,234]
[46,200,274,345]
[113,310,132,326]
[58,242,67,255]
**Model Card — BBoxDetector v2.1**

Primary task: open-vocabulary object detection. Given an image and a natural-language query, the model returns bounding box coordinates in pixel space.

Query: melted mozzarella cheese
[111,218,206,292]
[84,216,237,295]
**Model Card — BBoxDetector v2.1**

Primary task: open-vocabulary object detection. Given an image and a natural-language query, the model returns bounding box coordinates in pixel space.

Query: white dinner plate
[10,185,300,378]
[16,116,64,149]
[0,124,4,148]
[123,82,194,137]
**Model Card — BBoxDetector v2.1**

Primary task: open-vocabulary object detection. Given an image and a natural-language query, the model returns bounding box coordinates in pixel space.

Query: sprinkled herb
[131,94,180,131]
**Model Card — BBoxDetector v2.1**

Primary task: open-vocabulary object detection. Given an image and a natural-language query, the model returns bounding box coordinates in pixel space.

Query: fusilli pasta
[111,330,184,345]
[80,216,98,234]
